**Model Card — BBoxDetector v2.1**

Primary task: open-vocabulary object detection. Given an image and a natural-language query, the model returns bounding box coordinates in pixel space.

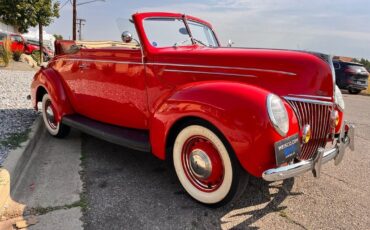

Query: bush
[13,50,23,62]
[0,37,12,66]
[31,50,41,65]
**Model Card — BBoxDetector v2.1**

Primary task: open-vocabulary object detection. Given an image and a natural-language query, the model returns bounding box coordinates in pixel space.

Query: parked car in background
[0,32,53,61]
[31,12,354,207]
[334,60,369,94]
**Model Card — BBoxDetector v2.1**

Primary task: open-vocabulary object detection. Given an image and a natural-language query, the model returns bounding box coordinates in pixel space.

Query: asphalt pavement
[82,93,370,230]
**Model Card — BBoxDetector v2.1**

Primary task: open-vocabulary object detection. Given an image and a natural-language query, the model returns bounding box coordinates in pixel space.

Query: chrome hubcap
[46,106,54,121]
[45,100,57,129]
[189,149,212,179]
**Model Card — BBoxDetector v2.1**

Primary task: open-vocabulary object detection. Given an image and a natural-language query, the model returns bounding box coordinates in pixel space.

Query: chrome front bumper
[262,121,355,182]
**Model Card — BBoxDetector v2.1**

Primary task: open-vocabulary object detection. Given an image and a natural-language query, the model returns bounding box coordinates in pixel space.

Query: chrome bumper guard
[262,121,355,182]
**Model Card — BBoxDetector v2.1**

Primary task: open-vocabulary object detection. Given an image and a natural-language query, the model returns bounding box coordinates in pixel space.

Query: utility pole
[72,0,105,41]
[76,19,86,40]
[72,0,77,40]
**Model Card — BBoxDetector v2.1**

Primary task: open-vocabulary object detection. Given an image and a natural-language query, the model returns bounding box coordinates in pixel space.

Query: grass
[365,75,370,95]
[28,199,87,216]
[0,129,31,149]
[0,38,12,67]
[31,50,41,65]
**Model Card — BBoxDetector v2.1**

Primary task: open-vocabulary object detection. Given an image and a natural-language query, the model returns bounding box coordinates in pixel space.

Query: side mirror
[227,39,234,47]
[121,31,133,43]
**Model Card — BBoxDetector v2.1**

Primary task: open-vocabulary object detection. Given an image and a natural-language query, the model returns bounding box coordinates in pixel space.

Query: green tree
[30,0,60,62]
[53,34,63,40]
[353,58,370,71]
[0,0,34,33]
[0,0,59,63]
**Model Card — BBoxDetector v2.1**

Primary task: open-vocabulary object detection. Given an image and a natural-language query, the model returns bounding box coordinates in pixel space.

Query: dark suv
[334,60,369,94]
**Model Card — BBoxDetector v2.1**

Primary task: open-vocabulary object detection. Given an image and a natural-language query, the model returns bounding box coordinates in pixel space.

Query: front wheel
[348,89,361,94]
[173,123,249,207]
[41,94,70,138]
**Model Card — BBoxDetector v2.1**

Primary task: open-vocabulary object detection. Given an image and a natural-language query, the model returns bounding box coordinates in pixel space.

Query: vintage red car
[31,12,355,206]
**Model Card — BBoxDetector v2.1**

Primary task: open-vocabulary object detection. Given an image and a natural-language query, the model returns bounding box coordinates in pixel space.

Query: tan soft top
[55,40,141,55]
[75,40,139,49]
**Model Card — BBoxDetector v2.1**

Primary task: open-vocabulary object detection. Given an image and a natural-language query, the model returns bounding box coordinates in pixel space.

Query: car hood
[153,46,335,101]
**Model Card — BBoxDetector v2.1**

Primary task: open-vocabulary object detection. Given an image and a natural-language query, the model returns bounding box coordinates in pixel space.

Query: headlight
[334,85,345,110]
[267,94,289,136]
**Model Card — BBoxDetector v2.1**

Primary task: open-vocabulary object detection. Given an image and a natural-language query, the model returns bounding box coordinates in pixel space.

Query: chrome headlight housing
[334,85,345,110]
[267,94,289,137]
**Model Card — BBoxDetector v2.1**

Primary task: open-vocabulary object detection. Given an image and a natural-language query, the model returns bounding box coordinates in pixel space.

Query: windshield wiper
[193,38,207,47]
[174,38,208,47]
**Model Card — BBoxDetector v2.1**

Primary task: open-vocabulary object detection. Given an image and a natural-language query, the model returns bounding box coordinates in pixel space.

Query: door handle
[79,63,90,70]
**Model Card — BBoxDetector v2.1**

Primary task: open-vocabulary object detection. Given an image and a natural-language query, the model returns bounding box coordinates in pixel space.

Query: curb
[2,116,43,191]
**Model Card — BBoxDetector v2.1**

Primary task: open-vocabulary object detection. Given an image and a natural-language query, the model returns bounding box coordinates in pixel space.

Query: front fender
[149,81,299,177]
[31,68,74,122]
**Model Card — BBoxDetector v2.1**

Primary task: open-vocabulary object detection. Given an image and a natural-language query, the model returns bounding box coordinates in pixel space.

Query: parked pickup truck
[31,12,354,207]
[0,32,53,61]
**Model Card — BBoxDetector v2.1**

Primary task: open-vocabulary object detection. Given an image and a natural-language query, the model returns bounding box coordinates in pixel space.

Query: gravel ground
[0,69,39,165]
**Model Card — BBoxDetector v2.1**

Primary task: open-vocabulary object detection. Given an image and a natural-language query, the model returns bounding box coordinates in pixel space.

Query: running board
[62,114,151,152]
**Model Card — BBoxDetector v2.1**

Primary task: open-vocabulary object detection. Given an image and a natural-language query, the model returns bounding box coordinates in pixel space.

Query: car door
[74,47,149,129]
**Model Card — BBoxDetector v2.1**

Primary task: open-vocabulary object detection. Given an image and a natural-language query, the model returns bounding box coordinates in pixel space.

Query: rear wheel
[172,122,249,207]
[348,89,361,94]
[41,94,70,138]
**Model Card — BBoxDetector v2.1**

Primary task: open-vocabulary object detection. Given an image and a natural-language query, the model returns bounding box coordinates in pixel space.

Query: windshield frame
[141,15,220,49]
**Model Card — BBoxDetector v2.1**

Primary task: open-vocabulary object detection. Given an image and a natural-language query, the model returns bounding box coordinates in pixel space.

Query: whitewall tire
[173,123,248,206]
[41,94,70,138]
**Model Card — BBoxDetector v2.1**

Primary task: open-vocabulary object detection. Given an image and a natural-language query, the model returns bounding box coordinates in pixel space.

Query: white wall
[0,21,16,33]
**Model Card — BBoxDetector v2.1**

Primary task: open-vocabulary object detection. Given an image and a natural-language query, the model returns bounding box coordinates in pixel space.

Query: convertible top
[55,40,139,55]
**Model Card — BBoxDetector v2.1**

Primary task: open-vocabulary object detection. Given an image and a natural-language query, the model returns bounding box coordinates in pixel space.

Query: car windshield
[143,17,218,48]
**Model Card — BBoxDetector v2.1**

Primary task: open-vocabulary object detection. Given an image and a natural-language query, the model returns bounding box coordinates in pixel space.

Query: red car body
[30,12,354,206]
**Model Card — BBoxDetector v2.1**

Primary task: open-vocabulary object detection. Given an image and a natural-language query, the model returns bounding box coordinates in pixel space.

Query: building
[333,56,354,62]
[0,20,17,33]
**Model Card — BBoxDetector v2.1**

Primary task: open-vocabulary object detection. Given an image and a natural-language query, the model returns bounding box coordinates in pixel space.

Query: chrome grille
[286,99,332,160]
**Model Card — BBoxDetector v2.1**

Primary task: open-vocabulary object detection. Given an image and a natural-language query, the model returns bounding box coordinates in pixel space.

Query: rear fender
[149,81,299,177]
[31,68,73,122]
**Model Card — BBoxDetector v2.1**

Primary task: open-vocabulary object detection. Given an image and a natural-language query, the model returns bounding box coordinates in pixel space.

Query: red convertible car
[31,12,354,206]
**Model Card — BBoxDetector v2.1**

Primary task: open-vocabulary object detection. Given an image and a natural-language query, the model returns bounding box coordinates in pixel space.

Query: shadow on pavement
[82,134,302,230]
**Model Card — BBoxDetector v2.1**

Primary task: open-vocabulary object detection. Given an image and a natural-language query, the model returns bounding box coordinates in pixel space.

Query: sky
[44,0,370,59]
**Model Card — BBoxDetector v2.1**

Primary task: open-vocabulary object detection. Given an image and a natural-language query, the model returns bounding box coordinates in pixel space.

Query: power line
[72,0,105,41]
[77,0,105,6]
[59,0,70,10]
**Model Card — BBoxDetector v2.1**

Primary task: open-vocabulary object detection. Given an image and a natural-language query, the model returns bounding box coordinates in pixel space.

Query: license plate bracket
[274,134,301,165]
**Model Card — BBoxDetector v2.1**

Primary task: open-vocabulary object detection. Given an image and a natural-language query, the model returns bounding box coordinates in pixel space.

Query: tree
[53,34,63,40]
[30,0,60,62]
[353,57,370,71]
[0,0,34,33]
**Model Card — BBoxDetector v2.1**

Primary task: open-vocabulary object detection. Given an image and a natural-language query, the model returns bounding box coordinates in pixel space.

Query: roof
[333,56,354,62]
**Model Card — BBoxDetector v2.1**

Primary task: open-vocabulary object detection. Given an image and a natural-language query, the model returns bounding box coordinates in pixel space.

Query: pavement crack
[25,200,84,216]
[79,134,89,228]
[321,172,349,184]
[279,210,308,230]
